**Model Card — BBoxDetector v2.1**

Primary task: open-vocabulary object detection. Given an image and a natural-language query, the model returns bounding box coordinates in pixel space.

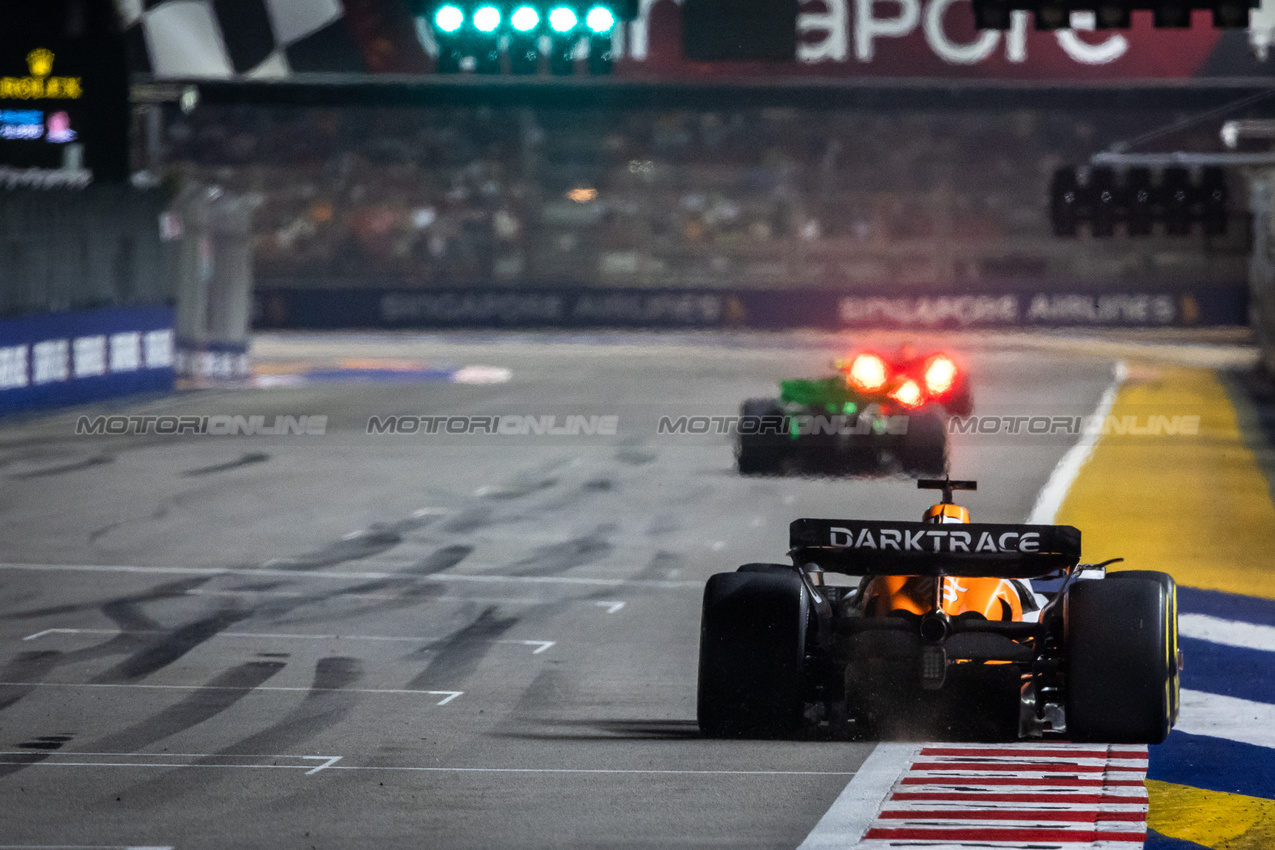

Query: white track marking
[303,755,343,775]
[181,588,545,605]
[1177,688,1275,749]
[1026,360,1127,525]
[20,628,555,654]
[0,749,855,778]
[413,507,450,517]
[452,365,512,384]
[517,640,555,654]
[0,562,702,589]
[1179,613,1275,653]
[0,760,856,777]
[0,682,462,704]
[595,601,626,614]
[797,743,920,849]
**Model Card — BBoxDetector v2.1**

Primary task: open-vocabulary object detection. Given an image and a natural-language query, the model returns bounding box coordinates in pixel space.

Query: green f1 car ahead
[736,348,973,476]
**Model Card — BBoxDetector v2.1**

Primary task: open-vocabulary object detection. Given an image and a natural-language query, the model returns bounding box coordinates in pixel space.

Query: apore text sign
[617,0,1253,78]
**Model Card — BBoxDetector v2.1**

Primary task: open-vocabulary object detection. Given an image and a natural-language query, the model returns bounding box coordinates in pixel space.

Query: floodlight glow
[434,4,464,32]
[511,5,540,30]
[585,5,615,32]
[473,5,501,31]
[549,6,578,31]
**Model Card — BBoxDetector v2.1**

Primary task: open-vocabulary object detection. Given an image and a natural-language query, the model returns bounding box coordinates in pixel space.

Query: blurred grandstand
[160,101,1247,295]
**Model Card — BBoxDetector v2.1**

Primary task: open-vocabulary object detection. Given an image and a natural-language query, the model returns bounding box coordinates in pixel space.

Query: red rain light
[891,379,923,408]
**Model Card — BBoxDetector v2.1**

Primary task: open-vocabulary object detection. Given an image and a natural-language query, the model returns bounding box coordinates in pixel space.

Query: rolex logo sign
[27,49,53,78]
[0,48,82,101]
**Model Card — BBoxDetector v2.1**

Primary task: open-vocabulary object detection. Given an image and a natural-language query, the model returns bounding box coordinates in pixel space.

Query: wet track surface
[0,332,1186,848]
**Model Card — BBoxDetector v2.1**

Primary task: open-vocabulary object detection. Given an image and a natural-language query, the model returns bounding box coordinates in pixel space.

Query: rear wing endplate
[790,518,1081,577]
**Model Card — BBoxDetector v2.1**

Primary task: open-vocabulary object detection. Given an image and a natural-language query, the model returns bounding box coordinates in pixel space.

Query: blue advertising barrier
[0,306,176,416]
[254,283,1248,330]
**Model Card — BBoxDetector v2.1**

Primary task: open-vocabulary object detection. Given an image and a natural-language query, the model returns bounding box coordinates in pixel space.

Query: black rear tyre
[899,405,949,475]
[1108,570,1180,725]
[736,399,787,475]
[1066,577,1173,743]
[697,570,808,738]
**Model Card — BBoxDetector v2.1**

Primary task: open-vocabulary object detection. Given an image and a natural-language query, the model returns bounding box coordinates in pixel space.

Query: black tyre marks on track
[0,662,290,783]
[91,609,252,684]
[267,525,405,571]
[407,607,519,691]
[122,657,364,805]
[0,734,73,780]
[505,528,614,577]
[0,651,62,712]
[89,661,287,753]
[182,452,270,477]
[9,454,113,479]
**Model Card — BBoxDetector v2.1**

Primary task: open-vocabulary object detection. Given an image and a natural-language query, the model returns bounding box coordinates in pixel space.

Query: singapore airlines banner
[119,0,1273,82]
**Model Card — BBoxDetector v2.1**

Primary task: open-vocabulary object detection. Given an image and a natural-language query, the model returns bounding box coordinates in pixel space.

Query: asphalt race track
[0,330,1264,849]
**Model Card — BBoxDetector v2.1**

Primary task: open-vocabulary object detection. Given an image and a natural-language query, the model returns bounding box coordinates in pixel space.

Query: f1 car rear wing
[789,519,1081,578]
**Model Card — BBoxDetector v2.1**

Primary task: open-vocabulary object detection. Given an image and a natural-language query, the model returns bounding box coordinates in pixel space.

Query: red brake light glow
[924,355,957,395]
[848,354,887,391]
[891,379,923,408]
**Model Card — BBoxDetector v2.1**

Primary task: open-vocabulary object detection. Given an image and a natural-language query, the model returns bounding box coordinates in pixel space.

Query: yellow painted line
[1146,779,1275,849]
[1056,366,1275,600]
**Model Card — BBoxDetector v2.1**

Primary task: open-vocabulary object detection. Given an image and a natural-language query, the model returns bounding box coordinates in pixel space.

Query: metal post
[173,184,255,382]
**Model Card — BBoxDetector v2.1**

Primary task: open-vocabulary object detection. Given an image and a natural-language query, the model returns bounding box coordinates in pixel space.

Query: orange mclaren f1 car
[697,479,1180,742]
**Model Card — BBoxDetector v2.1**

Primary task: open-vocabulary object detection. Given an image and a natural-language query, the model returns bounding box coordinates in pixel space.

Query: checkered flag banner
[114,0,375,78]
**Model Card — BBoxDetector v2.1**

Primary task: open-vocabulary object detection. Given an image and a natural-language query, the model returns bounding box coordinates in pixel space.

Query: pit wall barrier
[0,306,176,416]
[254,284,1247,330]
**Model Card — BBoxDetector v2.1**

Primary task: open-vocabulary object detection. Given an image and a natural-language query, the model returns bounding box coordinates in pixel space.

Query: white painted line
[0,760,333,772]
[1177,688,1275,749]
[0,562,703,589]
[0,682,463,704]
[1027,360,1126,525]
[1179,613,1275,653]
[0,846,174,849]
[303,755,343,775]
[0,751,327,759]
[595,601,626,614]
[326,766,857,776]
[516,640,555,654]
[1,751,341,778]
[796,743,920,850]
[0,751,856,777]
[183,588,545,606]
[452,365,512,385]
[412,507,450,517]
[20,628,556,655]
